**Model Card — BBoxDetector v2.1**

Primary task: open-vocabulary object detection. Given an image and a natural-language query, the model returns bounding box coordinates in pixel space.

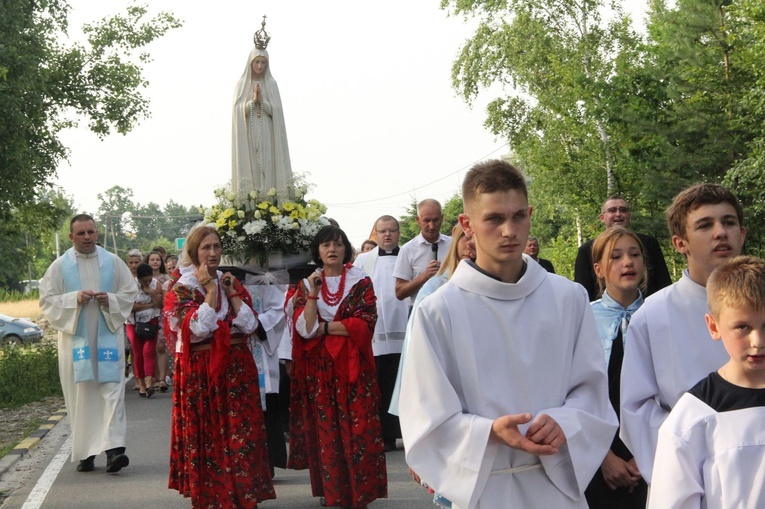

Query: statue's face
[251,56,268,79]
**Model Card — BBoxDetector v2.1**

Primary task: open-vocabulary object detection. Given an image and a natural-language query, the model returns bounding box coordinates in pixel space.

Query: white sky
[56,0,646,247]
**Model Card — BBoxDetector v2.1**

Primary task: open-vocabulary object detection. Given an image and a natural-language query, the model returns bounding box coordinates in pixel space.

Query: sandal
[146,386,155,398]
[158,381,169,392]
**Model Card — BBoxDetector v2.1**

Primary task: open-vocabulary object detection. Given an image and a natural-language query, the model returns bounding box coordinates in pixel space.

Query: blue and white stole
[61,246,120,383]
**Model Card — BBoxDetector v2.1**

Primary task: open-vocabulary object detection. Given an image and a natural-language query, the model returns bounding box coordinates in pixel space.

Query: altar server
[649,256,765,508]
[620,183,745,483]
[399,159,616,509]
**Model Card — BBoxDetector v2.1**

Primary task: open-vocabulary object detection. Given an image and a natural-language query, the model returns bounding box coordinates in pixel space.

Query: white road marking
[20,435,72,509]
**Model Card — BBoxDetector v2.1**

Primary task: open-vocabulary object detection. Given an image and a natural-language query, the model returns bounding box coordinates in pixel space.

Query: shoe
[158,381,168,392]
[384,439,397,452]
[106,453,129,473]
[319,497,327,507]
[76,456,95,472]
[138,392,147,398]
[146,386,155,398]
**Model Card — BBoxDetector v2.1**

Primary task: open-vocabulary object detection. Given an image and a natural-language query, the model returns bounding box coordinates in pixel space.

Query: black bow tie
[378,247,400,256]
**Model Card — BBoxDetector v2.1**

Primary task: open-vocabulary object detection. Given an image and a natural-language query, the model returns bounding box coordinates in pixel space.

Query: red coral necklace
[321,267,346,306]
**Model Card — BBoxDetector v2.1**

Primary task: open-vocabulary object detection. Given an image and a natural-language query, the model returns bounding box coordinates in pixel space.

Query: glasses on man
[603,207,630,214]
[376,229,399,235]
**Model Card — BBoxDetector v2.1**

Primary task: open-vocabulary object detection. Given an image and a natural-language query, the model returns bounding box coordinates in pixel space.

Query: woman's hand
[307,271,322,299]
[221,272,238,298]
[194,264,215,288]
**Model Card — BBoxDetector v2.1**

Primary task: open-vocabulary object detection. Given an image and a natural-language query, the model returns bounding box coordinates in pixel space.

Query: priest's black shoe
[106,452,129,473]
[76,456,95,472]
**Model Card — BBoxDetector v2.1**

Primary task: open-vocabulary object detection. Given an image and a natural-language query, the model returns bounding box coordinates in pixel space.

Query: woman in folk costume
[232,16,293,200]
[289,225,387,508]
[585,227,648,508]
[166,226,275,508]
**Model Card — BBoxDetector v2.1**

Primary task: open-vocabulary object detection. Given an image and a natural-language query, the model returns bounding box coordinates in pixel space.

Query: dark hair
[360,239,377,251]
[151,245,167,258]
[70,214,96,232]
[310,225,353,266]
[144,250,167,274]
[462,159,528,208]
[136,263,153,279]
[666,183,744,239]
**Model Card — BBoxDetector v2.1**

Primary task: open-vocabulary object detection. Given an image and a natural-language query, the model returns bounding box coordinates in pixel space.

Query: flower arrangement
[201,183,329,267]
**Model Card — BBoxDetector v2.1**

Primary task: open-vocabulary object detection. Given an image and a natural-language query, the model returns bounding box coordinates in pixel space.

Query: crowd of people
[38,159,765,508]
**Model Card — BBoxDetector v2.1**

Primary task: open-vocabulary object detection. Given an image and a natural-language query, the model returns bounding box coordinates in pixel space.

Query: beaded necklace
[321,267,347,306]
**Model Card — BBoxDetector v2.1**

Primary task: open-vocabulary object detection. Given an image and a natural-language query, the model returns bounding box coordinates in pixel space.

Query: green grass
[0,340,61,409]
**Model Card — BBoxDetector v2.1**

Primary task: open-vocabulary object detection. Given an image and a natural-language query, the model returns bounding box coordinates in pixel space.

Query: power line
[324,143,509,207]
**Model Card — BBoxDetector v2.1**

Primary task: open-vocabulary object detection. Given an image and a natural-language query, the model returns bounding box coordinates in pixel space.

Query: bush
[0,288,39,303]
[0,341,61,409]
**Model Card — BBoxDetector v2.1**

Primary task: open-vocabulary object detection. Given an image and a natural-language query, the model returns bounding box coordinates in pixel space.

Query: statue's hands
[252,83,260,103]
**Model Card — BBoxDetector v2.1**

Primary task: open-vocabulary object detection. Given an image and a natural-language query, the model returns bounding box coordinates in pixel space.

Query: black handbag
[134,320,159,339]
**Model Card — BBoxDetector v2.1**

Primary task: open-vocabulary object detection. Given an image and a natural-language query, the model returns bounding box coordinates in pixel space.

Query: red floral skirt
[169,344,275,508]
[288,342,387,508]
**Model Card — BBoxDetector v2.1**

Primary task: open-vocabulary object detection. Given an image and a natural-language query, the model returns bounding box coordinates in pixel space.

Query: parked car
[19,279,41,295]
[0,313,43,346]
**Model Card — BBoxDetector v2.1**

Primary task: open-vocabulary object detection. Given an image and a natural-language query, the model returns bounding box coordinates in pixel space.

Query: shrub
[0,341,61,409]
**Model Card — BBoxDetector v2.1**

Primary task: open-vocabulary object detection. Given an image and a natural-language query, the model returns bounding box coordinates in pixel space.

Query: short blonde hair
[591,227,648,298]
[707,256,765,318]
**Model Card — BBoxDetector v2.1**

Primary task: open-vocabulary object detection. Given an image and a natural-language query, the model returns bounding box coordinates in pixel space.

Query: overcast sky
[56,0,644,247]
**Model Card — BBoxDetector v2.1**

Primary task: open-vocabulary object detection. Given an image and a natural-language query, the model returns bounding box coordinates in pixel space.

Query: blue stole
[591,290,644,364]
[61,246,120,383]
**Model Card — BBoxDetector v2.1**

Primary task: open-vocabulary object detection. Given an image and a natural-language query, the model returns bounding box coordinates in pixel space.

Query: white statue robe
[400,258,617,509]
[649,392,765,509]
[232,47,292,199]
[620,269,728,483]
[39,248,137,461]
[353,247,408,356]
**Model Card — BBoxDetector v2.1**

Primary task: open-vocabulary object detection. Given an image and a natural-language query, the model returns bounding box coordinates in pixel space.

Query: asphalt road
[1,382,436,508]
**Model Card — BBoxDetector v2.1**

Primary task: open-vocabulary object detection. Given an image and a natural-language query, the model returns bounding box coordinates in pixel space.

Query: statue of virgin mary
[232,18,293,199]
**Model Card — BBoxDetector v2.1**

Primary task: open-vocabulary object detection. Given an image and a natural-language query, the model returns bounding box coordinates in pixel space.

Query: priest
[354,214,409,451]
[399,160,617,508]
[40,214,137,473]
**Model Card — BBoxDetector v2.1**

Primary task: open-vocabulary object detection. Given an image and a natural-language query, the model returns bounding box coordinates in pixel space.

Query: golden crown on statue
[253,15,271,50]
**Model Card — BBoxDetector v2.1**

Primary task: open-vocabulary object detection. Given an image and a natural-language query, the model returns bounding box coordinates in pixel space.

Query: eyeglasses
[376,229,399,235]
[603,207,630,214]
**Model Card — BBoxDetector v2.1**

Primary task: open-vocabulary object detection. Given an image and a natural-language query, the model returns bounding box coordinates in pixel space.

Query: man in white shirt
[354,215,410,451]
[39,214,137,473]
[620,183,746,483]
[393,199,452,306]
[400,160,616,509]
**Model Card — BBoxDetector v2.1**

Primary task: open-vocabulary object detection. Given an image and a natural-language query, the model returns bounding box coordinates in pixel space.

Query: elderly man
[525,236,555,273]
[354,215,410,451]
[393,199,452,306]
[574,195,671,301]
[40,214,137,473]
